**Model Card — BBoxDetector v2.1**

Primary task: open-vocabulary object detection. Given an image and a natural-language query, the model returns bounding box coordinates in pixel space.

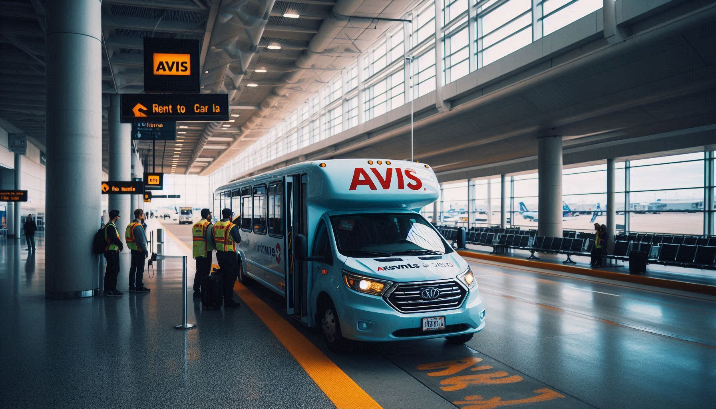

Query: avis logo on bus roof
[349,167,423,191]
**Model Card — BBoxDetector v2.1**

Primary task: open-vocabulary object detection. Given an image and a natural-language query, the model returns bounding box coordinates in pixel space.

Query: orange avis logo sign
[147,175,160,185]
[153,53,191,76]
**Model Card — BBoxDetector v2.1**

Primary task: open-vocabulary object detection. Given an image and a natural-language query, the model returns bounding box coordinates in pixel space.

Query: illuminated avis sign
[120,94,229,123]
[101,181,144,195]
[144,192,152,203]
[143,38,200,93]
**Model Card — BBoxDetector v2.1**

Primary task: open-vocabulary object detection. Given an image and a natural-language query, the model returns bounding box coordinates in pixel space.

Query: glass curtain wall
[435,152,715,235]
[209,0,604,189]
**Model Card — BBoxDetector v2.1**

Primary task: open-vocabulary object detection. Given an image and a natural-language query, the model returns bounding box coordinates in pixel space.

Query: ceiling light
[176,144,183,146]
[179,126,188,128]
[231,114,240,117]
[255,69,267,73]
[283,13,300,19]
[222,124,231,127]
[267,44,281,50]
[247,83,258,87]
[204,70,209,74]
[178,131,186,134]
[229,119,235,122]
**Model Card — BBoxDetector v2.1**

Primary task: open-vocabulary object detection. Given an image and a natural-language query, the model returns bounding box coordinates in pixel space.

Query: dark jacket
[105,223,124,251]
[23,219,37,236]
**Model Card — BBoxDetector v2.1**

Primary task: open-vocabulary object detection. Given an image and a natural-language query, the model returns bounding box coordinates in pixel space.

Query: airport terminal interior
[1,0,715,408]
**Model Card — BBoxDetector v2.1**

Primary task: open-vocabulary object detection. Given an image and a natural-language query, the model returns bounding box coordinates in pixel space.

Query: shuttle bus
[179,207,193,224]
[213,159,485,348]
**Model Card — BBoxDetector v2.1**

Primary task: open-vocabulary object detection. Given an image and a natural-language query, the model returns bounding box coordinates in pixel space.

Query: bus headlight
[342,270,392,296]
[457,267,477,289]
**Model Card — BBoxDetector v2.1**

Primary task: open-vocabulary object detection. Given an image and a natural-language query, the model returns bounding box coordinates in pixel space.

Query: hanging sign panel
[132,122,176,141]
[120,94,229,122]
[0,190,28,202]
[101,181,145,195]
[144,172,164,191]
[8,134,27,154]
[144,192,152,203]
[143,38,200,93]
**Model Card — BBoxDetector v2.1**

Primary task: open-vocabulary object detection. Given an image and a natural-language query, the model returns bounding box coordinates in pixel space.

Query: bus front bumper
[337,288,485,342]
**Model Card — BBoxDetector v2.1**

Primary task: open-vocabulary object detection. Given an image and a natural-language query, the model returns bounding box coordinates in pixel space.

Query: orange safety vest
[192,220,215,258]
[214,220,237,252]
[125,221,143,252]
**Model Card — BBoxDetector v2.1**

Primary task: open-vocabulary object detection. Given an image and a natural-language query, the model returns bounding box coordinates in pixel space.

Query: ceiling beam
[103,0,208,12]
[263,25,319,34]
[102,14,206,34]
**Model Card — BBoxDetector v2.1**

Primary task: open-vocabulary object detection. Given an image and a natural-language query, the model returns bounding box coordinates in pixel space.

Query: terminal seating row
[614,233,716,247]
[609,240,716,270]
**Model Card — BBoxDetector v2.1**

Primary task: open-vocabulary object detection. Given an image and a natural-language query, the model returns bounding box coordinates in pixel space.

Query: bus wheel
[320,301,346,351]
[237,260,247,283]
[446,333,474,345]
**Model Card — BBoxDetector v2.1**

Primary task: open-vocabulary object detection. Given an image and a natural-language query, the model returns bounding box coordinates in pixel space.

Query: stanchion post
[175,255,196,330]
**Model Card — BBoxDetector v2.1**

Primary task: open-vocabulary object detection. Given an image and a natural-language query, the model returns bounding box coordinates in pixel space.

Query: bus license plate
[422,316,445,332]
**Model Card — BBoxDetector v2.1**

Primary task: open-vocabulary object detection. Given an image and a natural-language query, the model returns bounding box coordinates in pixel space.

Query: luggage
[629,251,648,274]
[201,271,223,310]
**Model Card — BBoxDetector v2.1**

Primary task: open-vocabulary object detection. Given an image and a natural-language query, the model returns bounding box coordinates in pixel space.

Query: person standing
[213,208,242,308]
[599,224,609,267]
[104,210,124,296]
[23,214,37,251]
[126,209,150,293]
[591,223,601,267]
[192,209,215,298]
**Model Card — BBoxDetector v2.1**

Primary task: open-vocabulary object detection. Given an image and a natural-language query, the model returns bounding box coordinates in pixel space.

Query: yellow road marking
[162,221,382,409]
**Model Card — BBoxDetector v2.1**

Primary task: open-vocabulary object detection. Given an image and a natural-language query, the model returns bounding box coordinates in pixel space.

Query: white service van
[214,159,485,348]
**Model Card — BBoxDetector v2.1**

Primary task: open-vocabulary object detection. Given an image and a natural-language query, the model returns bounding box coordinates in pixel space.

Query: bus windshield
[180,209,192,215]
[329,213,452,258]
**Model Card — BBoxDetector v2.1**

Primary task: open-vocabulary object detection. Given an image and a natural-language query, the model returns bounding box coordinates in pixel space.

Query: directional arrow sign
[120,94,229,122]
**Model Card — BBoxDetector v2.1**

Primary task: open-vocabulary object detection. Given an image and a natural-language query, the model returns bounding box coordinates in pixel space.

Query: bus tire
[320,300,346,351]
[237,258,248,283]
[445,333,474,345]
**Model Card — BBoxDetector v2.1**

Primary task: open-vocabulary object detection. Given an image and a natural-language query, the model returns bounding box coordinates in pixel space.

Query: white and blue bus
[213,159,485,348]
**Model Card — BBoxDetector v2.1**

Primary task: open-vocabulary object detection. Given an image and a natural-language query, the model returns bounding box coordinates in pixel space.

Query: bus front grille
[385,280,467,313]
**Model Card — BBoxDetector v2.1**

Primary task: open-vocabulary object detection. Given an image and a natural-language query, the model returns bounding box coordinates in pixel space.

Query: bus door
[284,174,308,323]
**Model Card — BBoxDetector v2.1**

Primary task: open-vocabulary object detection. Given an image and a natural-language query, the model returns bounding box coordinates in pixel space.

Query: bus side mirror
[295,234,308,262]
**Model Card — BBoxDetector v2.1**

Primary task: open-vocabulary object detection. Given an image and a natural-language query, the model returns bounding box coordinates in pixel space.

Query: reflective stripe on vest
[125,221,142,252]
[105,222,120,251]
[595,233,602,249]
[192,220,214,258]
[214,220,236,252]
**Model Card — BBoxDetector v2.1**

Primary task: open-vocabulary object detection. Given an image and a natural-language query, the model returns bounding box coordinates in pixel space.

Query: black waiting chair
[672,235,685,245]
[675,244,697,265]
[550,238,563,252]
[694,246,716,268]
[660,235,674,244]
[697,237,709,246]
[683,236,698,245]
[658,244,680,263]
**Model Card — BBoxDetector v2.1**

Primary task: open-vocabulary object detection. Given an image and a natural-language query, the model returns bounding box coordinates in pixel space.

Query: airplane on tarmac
[589,203,602,223]
[518,202,577,222]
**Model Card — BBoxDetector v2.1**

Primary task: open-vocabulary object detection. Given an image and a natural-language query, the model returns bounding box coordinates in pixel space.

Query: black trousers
[25,234,35,250]
[103,250,120,292]
[215,251,238,301]
[193,253,213,293]
[128,250,146,289]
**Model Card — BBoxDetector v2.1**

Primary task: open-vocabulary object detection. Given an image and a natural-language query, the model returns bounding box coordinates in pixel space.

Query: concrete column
[537,136,563,237]
[439,185,444,224]
[109,94,132,242]
[606,158,616,252]
[500,174,507,228]
[486,178,492,225]
[432,200,438,224]
[45,0,102,299]
[13,154,22,239]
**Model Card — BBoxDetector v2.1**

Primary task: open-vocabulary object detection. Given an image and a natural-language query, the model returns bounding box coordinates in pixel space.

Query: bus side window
[241,187,252,231]
[231,189,240,221]
[253,185,267,234]
[268,182,283,237]
[312,220,333,265]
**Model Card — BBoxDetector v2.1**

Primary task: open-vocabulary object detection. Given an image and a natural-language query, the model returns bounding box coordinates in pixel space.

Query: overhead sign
[144,192,152,203]
[120,94,229,122]
[144,38,200,93]
[101,181,144,195]
[144,172,164,190]
[0,190,28,202]
[8,134,27,154]
[132,122,176,141]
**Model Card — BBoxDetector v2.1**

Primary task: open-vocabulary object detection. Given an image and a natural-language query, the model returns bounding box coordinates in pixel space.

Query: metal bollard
[175,256,196,330]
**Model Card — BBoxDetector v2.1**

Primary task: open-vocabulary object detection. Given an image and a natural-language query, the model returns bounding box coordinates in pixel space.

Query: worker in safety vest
[103,209,124,296]
[192,208,215,298]
[213,208,242,308]
[126,208,150,293]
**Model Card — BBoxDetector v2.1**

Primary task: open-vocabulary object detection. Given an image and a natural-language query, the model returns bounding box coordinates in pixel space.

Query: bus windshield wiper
[354,250,396,257]
[400,249,443,255]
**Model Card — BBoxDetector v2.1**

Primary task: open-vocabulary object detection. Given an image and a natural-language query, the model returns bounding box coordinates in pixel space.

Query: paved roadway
[160,220,716,409]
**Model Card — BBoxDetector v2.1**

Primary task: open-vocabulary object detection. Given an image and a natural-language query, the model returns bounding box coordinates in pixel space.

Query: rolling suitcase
[201,271,223,310]
[629,251,647,274]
